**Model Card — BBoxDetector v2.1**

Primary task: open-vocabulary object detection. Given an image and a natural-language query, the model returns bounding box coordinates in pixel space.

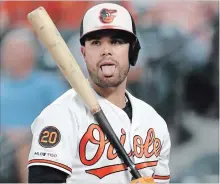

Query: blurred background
[0,0,219,183]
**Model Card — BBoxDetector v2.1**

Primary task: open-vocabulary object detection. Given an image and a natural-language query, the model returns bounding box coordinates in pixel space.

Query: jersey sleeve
[153,128,171,183]
[28,104,78,176]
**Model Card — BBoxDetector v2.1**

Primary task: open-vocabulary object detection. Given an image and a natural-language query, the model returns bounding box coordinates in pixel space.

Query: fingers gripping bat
[27,7,142,179]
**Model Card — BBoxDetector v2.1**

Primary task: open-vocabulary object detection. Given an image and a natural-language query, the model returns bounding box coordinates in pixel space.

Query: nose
[100,42,112,57]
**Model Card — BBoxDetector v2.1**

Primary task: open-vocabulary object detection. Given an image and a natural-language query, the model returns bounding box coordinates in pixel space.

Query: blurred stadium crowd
[0,0,219,183]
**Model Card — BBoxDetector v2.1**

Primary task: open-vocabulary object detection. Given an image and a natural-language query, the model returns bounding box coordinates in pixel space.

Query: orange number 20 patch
[39,126,61,148]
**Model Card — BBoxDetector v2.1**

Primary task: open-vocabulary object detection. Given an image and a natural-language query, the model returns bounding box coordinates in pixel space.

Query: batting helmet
[79,3,141,66]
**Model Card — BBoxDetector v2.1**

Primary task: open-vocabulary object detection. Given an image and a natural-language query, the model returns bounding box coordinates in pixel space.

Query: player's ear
[81,46,86,58]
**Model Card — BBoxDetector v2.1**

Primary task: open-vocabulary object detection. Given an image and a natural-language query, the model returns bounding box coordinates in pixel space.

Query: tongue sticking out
[101,65,116,77]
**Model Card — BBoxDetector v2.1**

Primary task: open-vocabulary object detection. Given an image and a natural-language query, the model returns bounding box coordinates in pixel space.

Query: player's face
[82,31,130,88]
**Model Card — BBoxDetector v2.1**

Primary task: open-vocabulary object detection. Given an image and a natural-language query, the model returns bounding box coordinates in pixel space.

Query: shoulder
[36,89,87,121]
[127,91,168,130]
[50,89,77,105]
[31,89,83,130]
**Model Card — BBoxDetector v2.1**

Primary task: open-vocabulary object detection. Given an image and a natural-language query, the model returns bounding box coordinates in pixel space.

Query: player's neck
[91,80,127,109]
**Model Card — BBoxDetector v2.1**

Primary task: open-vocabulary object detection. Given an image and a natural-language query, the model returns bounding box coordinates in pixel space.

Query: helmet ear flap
[128,13,141,66]
[129,38,141,66]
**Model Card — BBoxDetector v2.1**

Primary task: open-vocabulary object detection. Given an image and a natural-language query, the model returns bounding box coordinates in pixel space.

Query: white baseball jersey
[28,89,171,184]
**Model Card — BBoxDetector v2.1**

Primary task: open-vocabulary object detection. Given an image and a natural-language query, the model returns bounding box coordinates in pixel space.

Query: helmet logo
[99,8,117,23]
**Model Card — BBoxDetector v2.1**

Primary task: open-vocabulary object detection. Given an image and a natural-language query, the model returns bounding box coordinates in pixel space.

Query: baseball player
[28,3,171,184]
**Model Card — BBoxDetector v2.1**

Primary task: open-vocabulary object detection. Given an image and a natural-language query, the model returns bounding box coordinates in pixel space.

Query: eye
[111,39,124,45]
[91,40,100,45]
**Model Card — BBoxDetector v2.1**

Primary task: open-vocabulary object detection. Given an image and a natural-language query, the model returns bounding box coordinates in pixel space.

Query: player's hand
[130,177,155,184]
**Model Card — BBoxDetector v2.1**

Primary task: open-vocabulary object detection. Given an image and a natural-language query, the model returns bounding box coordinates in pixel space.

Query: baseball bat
[27,7,141,179]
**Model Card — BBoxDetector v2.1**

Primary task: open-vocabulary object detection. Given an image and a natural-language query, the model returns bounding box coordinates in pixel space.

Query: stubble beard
[88,65,130,88]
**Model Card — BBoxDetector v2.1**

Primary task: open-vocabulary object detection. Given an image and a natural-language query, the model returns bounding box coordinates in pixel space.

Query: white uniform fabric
[28,89,171,184]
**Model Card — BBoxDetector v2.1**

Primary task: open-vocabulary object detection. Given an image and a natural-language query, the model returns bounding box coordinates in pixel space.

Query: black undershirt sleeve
[28,165,68,183]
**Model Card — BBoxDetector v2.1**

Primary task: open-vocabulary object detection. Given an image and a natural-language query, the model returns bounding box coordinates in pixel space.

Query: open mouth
[100,64,116,77]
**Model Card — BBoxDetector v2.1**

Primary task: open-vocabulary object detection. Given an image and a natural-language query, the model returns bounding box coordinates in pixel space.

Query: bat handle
[130,165,142,179]
[93,109,142,179]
